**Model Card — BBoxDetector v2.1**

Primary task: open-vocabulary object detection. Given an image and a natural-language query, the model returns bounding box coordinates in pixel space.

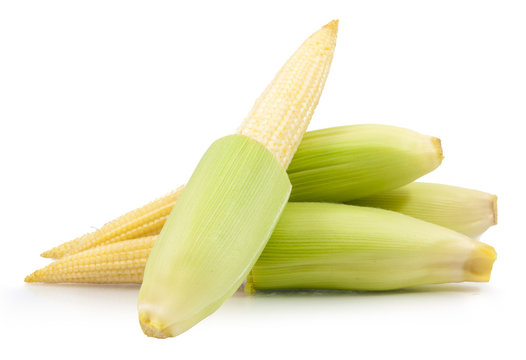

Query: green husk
[138,135,291,338]
[288,125,443,202]
[246,202,496,293]
[350,182,497,238]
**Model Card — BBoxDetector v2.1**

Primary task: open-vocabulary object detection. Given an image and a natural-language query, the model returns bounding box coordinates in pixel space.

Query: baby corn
[26,236,156,284]
[41,125,442,259]
[287,124,442,202]
[247,203,496,292]
[41,187,183,259]
[26,204,496,291]
[138,21,338,338]
[350,182,497,238]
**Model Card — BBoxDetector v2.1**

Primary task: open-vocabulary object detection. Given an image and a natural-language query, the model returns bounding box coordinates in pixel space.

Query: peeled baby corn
[26,236,156,284]
[26,204,496,290]
[41,124,442,259]
[138,21,338,338]
[41,187,183,259]
[350,182,497,238]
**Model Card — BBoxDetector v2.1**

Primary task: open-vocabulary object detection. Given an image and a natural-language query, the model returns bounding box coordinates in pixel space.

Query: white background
[1,1,525,358]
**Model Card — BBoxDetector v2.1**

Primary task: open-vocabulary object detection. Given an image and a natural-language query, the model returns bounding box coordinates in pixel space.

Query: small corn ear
[350,182,497,238]
[26,236,156,284]
[288,124,443,202]
[138,21,338,338]
[40,187,183,259]
[246,203,497,293]
[139,136,291,338]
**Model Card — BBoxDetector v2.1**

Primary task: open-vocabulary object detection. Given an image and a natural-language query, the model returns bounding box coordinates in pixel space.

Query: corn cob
[42,124,442,259]
[350,182,497,238]
[26,236,156,284]
[138,21,338,338]
[26,204,496,291]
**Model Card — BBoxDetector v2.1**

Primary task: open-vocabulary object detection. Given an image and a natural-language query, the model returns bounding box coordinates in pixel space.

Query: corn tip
[40,249,58,259]
[40,241,73,259]
[324,19,339,32]
[24,270,42,283]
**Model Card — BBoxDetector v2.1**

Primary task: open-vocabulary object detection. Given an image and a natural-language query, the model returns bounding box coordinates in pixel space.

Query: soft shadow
[25,282,140,288]
[23,283,141,305]
[24,282,140,292]
[250,283,483,299]
[22,282,484,304]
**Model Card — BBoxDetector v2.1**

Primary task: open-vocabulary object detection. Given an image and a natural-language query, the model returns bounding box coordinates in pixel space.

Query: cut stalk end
[244,273,256,295]
[431,136,444,162]
[139,312,171,339]
[463,242,497,282]
[491,195,498,225]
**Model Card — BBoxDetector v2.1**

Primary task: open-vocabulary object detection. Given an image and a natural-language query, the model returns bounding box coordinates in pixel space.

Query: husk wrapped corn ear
[350,182,497,238]
[138,20,338,338]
